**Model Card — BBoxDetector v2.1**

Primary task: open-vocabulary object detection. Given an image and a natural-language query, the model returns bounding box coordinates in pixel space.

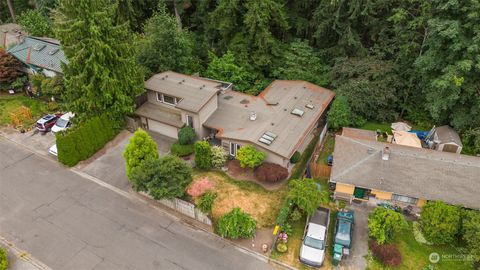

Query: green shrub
[0,248,7,270]
[144,155,193,199]
[217,208,256,239]
[171,142,194,156]
[368,207,407,244]
[198,191,217,213]
[276,243,288,253]
[420,201,461,244]
[236,145,266,168]
[290,151,301,163]
[290,208,302,222]
[276,199,292,227]
[461,210,480,266]
[57,114,120,167]
[211,145,227,169]
[281,223,293,235]
[178,126,196,145]
[123,128,159,179]
[194,141,212,169]
[290,134,319,179]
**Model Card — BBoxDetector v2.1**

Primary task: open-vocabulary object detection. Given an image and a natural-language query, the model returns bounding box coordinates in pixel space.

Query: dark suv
[36,114,60,132]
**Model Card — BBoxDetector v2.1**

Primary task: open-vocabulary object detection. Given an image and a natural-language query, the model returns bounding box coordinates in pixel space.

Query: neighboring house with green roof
[7,36,67,77]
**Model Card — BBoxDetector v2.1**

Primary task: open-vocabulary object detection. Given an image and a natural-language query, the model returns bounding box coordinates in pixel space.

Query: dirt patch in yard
[192,171,287,228]
[225,159,286,191]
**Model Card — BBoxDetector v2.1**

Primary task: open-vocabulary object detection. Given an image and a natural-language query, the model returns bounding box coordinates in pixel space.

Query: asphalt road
[0,138,274,270]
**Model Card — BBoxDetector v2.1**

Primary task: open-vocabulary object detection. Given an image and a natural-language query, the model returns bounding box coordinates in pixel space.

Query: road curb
[0,237,52,270]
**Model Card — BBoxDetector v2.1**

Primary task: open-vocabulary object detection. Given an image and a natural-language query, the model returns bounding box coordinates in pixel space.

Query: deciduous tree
[0,49,22,84]
[368,207,407,244]
[287,178,327,215]
[235,145,265,169]
[420,201,462,244]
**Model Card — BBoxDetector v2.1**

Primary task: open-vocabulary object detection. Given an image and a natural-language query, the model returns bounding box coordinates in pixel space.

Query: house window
[392,194,418,204]
[157,92,178,105]
[186,115,194,128]
[229,142,240,156]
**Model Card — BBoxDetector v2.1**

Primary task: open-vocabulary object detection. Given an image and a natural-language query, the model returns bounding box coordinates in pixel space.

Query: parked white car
[51,112,75,133]
[300,207,330,267]
[49,144,58,157]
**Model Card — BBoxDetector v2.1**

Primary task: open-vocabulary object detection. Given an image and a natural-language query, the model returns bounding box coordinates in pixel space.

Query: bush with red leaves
[369,240,402,267]
[254,163,288,182]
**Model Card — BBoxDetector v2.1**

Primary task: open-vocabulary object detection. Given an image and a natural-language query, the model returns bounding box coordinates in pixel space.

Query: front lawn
[192,170,287,228]
[0,93,51,127]
[366,222,473,270]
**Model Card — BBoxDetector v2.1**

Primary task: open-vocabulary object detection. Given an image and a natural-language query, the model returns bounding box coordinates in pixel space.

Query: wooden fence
[309,162,331,179]
[140,192,213,227]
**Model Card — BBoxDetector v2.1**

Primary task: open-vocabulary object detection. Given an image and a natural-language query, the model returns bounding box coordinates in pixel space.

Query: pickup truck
[300,207,330,267]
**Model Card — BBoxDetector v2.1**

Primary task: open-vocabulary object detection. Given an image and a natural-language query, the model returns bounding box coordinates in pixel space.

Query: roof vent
[291,108,304,117]
[249,111,257,121]
[382,147,391,161]
[306,104,314,109]
[33,44,46,51]
[240,99,250,104]
[367,148,374,154]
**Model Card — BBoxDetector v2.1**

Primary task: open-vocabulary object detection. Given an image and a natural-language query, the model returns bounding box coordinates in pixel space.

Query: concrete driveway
[77,130,175,191]
[336,203,372,270]
[0,127,56,159]
[0,137,274,270]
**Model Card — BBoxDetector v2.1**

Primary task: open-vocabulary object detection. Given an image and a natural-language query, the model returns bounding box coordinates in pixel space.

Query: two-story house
[135,71,335,168]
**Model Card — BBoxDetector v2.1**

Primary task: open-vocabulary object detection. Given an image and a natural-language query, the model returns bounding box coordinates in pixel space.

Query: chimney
[382,147,390,161]
[249,111,257,121]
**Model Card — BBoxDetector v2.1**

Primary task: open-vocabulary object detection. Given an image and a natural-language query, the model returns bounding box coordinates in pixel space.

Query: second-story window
[157,92,178,105]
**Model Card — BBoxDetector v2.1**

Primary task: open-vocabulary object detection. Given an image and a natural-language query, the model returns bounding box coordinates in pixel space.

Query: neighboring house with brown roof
[7,36,66,77]
[136,71,335,168]
[330,128,480,210]
[0,23,25,48]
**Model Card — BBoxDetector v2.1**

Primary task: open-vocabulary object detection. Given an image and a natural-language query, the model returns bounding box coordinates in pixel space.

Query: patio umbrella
[391,122,412,132]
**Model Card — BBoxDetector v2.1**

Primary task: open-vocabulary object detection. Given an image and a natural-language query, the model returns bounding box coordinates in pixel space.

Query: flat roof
[204,80,335,158]
[331,131,480,209]
[144,71,224,113]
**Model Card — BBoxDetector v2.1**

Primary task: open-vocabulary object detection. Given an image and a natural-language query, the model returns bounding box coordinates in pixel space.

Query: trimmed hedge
[194,141,212,169]
[171,142,195,156]
[178,126,196,145]
[254,162,288,182]
[57,114,118,166]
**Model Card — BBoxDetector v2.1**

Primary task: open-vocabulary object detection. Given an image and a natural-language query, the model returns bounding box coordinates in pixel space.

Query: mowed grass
[191,170,287,228]
[367,222,473,270]
[0,94,49,126]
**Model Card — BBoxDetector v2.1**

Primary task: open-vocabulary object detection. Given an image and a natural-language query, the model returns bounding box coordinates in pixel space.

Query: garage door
[147,119,178,139]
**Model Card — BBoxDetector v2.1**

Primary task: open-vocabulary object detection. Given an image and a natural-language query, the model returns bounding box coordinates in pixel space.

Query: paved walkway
[0,137,275,270]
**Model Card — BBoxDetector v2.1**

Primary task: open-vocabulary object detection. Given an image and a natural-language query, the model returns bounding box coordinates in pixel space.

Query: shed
[432,125,463,154]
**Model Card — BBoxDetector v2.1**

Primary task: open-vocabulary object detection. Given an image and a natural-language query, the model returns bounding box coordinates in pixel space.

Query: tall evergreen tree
[53,0,143,121]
